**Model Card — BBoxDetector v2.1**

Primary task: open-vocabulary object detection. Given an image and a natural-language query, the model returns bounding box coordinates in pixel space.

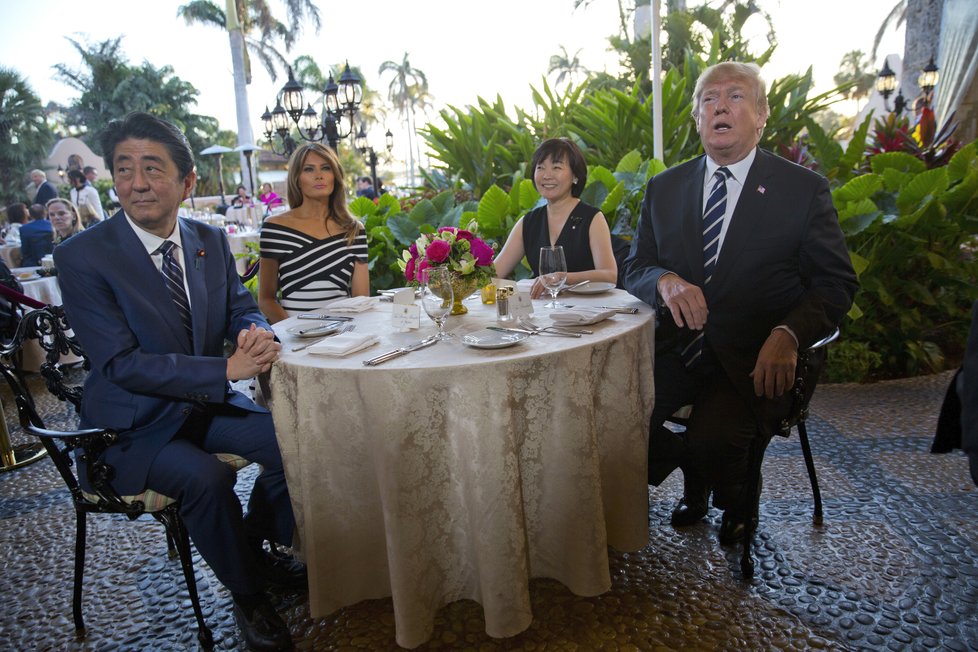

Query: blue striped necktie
[156,240,193,345]
[681,166,732,368]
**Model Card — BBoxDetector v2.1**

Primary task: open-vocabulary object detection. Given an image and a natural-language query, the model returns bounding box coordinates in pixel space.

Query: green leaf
[849,251,869,276]
[600,181,625,216]
[588,165,618,191]
[880,167,913,193]
[947,141,977,183]
[376,192,401,215]
[833,174,883,203]
[896,167,949,212]
[430,190,456,215]
[476,184,511,239]
[517,179,540,212]
[387,214,421,245]
[837,198,879,224]
[941,170,978,208]
[615,150,643,174]
[348,195,379,218]
[870,151,927,175]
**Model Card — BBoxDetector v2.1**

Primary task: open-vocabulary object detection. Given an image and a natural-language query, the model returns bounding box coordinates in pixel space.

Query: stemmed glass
[420,266,455,340]
[539,246,568,309]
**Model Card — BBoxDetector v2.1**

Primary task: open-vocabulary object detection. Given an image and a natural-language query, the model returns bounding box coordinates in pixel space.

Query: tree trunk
[902,0,945,109]
[229,28,256,194]
[405,103,417,187]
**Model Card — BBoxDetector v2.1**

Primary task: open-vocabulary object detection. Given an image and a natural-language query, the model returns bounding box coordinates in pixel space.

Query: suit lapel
[109,214,193,354]
[179,220,207,356]
[708,150,773,297]
[682,157,708,285]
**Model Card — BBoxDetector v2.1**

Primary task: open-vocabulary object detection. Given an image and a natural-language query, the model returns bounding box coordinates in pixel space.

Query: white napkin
[306,332,379,356]
[323,296,375,313]
[516,279,535,293]
[549,307,617,326]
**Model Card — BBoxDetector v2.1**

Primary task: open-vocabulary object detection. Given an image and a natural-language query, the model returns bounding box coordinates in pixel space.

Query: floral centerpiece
[399,226,496,314]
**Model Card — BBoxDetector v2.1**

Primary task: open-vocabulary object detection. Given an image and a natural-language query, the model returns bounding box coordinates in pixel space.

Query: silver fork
[518,317,589,337]
[291,324,356,351]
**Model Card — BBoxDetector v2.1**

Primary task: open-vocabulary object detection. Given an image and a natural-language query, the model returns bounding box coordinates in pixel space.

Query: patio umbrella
[200,144,233,204]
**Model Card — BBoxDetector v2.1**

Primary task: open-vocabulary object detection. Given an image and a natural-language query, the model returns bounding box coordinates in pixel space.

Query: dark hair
[99,112,195,178]
[67,169,85,184]
[5,203,28,224]
[28,204,46,220]
[82,166,96,174]
[357,176,373,184]
[529,138,588,198]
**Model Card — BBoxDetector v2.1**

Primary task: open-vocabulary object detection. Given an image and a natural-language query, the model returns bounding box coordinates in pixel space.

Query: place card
[392,288,420,330]
[511,291,534,318]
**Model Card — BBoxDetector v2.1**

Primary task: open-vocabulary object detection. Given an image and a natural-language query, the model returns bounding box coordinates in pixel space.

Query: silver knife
[362,335,439,366]
[487,326,537,335]
[597,306,640,314]
[297,314,355,321]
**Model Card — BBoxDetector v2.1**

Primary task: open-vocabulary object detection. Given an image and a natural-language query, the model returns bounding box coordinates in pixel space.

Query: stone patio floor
[1,370,976,651]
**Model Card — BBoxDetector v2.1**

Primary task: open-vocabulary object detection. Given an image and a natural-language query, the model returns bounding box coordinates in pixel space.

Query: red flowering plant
[399,225,496,287]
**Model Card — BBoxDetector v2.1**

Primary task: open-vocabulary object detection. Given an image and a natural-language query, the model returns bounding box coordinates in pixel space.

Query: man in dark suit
[55,112,299,651]
[624,62,858,546]
[29,169,58,206]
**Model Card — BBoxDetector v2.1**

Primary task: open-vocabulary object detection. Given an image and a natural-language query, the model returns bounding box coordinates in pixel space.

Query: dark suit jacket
[54,211,270,494]
[18,219,54,267]
[959,300,978,486]
[624,149,858,422]
[33,181,58,206]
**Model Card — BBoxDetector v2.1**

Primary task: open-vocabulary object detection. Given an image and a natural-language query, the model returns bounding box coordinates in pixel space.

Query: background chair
[0,306,251,649]
[666,328,839,578]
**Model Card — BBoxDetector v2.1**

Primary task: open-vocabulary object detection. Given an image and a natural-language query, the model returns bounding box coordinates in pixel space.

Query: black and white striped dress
[259,222,368,313]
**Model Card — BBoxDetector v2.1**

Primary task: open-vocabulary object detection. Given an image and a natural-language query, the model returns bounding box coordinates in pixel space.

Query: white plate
[461,328,530,349]
[287,323,343,338]
[567,281,616,294]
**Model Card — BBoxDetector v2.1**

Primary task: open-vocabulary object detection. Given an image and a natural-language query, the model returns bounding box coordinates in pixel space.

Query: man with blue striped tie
[624,62,858,547]
[55,113,301,650]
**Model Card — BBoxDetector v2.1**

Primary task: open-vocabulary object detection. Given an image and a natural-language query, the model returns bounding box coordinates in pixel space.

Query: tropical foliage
[0,67,54,203]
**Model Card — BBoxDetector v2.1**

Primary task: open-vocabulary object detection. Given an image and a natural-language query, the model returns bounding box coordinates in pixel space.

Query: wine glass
[421,266,455,340]
[539,246,568,309]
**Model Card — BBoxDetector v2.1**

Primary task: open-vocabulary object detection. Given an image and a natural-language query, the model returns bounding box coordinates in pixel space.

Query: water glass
[539,246,568,308]
[421,267,454,340]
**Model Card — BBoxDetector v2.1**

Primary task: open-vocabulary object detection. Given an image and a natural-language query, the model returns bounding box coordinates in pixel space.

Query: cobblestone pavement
[2,370,976,651]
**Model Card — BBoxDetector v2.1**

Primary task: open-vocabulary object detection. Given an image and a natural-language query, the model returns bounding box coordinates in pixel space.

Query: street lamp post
[260,62,363,157]
[876,56,941,115]
[355,125,394,193]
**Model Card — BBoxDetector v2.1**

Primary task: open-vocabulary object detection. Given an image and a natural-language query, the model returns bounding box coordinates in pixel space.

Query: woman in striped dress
[258,143,368,323]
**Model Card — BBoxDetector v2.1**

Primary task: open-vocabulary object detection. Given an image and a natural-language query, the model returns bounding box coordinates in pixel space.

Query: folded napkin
[306,332,379,356]
[515,279,535,293]
[323,296,375,313]
[549,307,617,326]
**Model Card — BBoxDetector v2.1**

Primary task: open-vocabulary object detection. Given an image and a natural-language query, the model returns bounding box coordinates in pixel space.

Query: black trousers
[145,404,293,595]
[648,346,757,512]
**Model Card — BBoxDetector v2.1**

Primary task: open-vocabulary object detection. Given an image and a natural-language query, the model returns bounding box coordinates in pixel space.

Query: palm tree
[548,46,588,88]
[833,50,877,111]
[0,67,54,202]
[379,53,430,187]
[176,0,320,192]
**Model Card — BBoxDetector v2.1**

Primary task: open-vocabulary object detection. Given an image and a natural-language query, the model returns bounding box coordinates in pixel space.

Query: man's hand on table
[227,324,281,380]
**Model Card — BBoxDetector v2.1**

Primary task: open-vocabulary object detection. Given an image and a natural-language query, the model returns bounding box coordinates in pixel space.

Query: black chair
[0,306,251,648]
[667,328,838,578]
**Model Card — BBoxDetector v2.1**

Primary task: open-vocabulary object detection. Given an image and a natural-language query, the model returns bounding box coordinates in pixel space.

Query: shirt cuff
[772,325,799,347]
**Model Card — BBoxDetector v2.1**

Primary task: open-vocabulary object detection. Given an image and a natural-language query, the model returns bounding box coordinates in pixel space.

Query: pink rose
[416,258,431,281]
[470,239,494,266]
[425,239,451,263]
[455,229,474,241]
[409,243,418,257]
[404,257,416,282]
[437,227,457,236]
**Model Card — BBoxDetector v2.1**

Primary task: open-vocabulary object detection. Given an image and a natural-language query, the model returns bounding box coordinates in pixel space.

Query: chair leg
[156,508,214,649]
[72,509,87,636]
[796,420,824,525]
[740,433,768,579]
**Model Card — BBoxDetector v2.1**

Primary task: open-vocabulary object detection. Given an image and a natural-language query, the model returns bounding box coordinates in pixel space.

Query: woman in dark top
[494,138,617,298]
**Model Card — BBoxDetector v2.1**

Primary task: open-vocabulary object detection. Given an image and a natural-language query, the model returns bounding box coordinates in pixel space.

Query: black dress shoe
[670,497,708,527]
[233,600,293,651]
[257,549,308,591]
[670,474,709,527]
[718,511,759,546]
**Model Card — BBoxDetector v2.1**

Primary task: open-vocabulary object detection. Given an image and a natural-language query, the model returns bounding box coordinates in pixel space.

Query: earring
[573,178,579,184]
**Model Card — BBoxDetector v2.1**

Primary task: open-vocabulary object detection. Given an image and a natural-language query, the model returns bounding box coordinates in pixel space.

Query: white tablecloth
[11,267,69,371]
[226,231,260,274]
[225,205,263,231]
[267,289,654,648]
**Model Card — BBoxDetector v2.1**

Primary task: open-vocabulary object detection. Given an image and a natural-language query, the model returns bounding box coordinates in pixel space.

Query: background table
[10,267,70,372]
[266,290,654,648]
[226,231,260,274]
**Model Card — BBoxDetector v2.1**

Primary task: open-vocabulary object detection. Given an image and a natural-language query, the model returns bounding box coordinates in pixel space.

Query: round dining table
[266,288,655,648]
